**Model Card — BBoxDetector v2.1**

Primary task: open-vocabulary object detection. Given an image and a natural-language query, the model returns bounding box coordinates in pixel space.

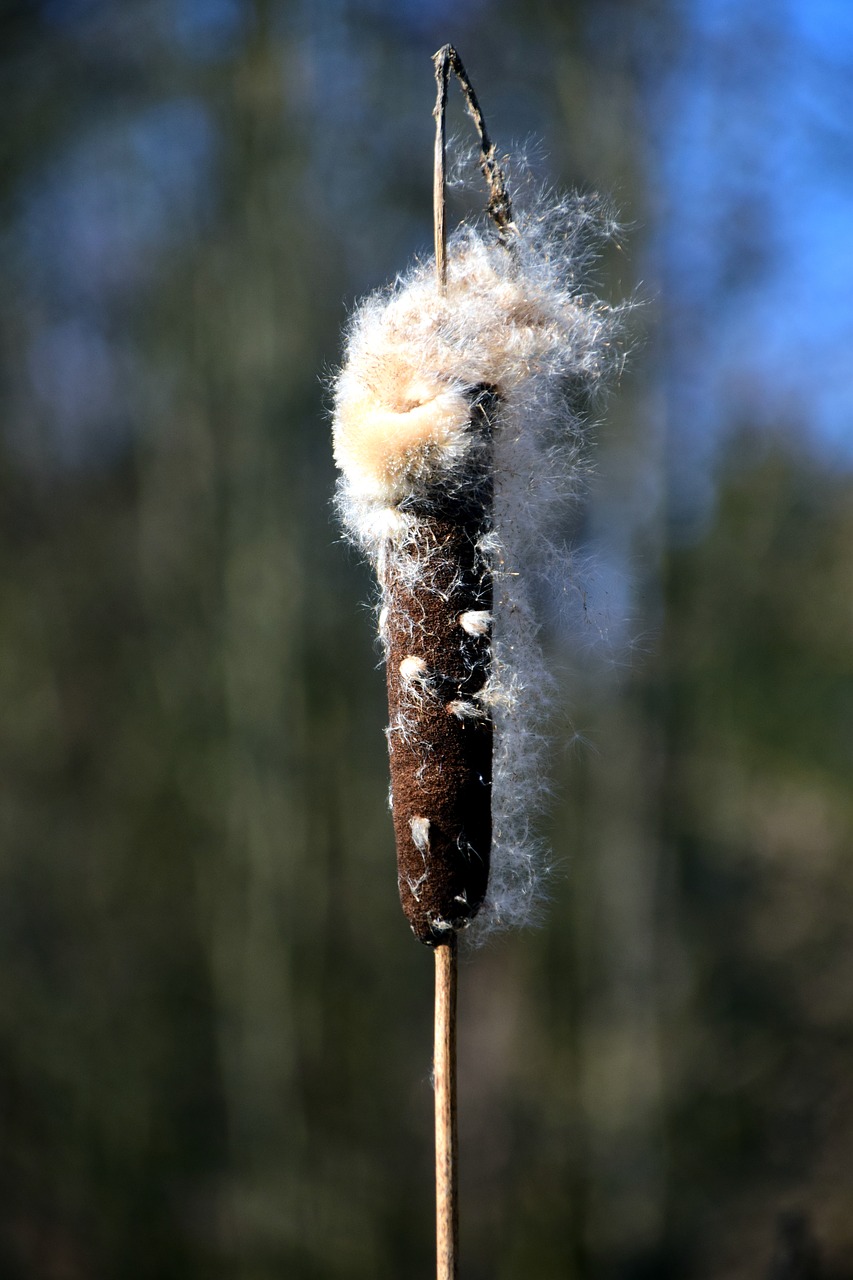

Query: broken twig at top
[432,43,514,291]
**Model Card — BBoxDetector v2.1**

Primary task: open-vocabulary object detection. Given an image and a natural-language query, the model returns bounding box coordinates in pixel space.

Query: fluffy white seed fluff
[333,191,624,938]
[459,610,492,636]
[410,816,431,854]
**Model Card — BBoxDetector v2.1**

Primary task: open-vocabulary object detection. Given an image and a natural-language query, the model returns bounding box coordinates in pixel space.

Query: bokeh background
[2,1,853,1276]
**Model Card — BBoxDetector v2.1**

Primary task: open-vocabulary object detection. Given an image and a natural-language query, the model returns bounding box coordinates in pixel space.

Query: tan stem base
[434,936,458,1280]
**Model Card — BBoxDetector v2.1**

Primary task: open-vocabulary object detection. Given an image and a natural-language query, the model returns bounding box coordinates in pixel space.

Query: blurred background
[2,0,852,1276]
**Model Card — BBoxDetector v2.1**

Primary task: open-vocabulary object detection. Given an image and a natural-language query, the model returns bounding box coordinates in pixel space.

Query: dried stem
[432,44,514,245]
[433,48,449,291]
[434,934,458,1280]
[432,52,459,1280]
[429,44,510,1279]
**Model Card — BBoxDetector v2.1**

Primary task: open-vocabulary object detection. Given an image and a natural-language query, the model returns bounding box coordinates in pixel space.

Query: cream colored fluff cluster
[333,194,623,936]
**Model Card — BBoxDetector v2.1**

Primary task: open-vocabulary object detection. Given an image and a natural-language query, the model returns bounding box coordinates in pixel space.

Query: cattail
[332,46,624,1278]
[333,139,621,946]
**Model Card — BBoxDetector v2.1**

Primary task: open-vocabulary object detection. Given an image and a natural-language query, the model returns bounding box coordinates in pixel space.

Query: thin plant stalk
[434,934,458,1280]
[430,45,509,1280]
[432,48,456,1280]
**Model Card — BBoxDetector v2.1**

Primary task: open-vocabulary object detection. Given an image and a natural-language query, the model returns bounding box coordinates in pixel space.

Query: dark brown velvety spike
[381,389,497,945]
[384,501,493,946]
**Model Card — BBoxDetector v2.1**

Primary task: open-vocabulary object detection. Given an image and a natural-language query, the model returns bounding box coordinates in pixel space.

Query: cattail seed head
[333,187,624,942]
